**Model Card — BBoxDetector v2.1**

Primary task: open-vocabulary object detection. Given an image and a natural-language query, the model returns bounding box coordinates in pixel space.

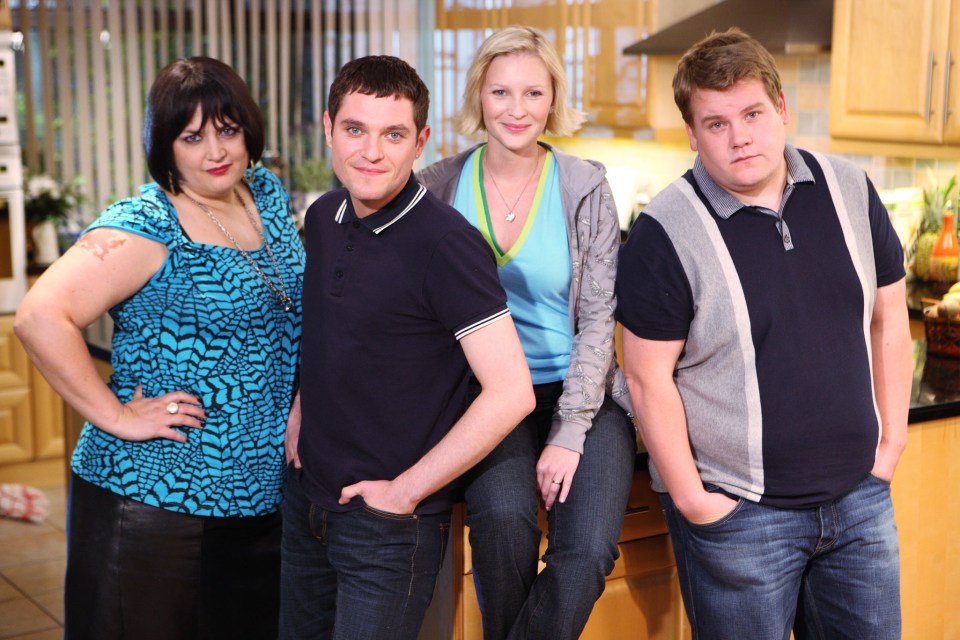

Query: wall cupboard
[830,0,960,146]
[433,0,653,155]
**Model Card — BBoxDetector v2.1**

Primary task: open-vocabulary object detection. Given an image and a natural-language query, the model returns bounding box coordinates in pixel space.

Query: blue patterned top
[71,166,304,517]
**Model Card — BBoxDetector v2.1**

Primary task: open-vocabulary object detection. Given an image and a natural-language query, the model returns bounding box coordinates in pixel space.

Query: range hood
[624,0,833,56]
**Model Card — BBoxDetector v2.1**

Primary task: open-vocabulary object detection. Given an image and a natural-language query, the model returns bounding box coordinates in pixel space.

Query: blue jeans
[464,385,636,640]
[279,466,450,640]
[662,474,901,640]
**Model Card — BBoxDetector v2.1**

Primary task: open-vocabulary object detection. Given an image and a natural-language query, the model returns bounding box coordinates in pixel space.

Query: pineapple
[916,231,938,280]
[914,176,957,281]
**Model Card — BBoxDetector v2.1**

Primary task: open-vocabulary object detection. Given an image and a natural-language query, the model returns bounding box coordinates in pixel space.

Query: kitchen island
[895,319,960,639]
[59,318,959,639]
[441,318,960,640]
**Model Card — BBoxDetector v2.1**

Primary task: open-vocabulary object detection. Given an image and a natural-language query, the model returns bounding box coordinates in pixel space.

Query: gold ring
[166,402,179,415]
[551,479,562,485]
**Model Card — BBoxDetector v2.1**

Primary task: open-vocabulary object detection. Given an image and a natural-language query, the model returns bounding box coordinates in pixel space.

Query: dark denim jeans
[464,385,636,640]
[662,474,901,640]
[279,467,450,640]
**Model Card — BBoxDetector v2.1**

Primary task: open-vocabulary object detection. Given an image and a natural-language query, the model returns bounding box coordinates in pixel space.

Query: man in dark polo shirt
[616,29,913,639]
[279,56,534,640]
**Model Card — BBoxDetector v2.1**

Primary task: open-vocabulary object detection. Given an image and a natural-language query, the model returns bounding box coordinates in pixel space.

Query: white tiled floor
[0,483,66,639]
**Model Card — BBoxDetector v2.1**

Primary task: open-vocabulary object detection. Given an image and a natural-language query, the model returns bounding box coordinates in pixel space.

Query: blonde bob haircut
[455,25,586,138]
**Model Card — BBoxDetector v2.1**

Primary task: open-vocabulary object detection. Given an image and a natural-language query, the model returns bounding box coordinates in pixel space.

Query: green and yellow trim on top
[473,144,554,267]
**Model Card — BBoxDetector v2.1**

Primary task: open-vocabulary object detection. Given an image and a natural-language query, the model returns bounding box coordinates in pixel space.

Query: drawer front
[620,466,668,543]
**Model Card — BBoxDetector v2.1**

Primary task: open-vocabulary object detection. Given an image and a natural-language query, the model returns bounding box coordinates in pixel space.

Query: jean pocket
[362,504,418,521]
[681,493,745,530]
[867,472,892,487]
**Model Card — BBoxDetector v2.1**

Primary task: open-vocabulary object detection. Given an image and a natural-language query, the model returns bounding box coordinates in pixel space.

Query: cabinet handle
[927,50,935,124]
[945,49,953,125]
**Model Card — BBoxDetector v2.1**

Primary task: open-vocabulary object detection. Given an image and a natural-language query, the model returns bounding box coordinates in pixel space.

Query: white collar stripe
[373,184,426,234]
[334,198,348,223]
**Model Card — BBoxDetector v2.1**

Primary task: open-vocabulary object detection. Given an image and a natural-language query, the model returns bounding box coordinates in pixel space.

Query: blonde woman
[419,26,636,640]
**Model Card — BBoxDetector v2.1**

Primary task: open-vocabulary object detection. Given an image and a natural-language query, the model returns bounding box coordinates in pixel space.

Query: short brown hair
[455,26,585,137]
[673,28,782,125]
[145,57,264,192]
[327,55,429,134]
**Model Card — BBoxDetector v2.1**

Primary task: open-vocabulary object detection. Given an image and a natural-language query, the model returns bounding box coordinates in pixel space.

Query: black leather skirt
[65,473,281,640]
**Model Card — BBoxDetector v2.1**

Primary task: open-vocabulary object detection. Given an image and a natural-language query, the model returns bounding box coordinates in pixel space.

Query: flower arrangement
[24,173,86,224]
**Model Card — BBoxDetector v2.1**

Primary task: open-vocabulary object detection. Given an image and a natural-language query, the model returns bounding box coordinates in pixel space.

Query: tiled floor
[0,482,66,639]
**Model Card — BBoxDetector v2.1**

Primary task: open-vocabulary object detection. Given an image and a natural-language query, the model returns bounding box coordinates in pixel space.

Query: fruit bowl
[923,295,960,357]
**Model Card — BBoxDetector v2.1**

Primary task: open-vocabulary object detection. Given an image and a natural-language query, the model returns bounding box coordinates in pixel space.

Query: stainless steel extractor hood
[624,0,833,56]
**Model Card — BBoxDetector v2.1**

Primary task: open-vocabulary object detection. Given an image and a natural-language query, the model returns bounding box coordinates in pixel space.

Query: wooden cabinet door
[578,0,652,129]
[891,416,960,640]
[830,0,950,143]
[432,0,653,152]
[0,315,34,464]
[941,1,960,142]
[501,0,563,39]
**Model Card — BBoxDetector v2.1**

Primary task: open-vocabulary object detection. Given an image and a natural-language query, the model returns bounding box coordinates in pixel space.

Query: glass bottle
[930,208,960,282]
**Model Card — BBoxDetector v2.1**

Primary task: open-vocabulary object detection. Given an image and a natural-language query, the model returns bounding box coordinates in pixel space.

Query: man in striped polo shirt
[617,29,912,639]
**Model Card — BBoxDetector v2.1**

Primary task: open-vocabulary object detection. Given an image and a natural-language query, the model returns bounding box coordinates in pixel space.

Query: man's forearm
[622,332,737,522]
[870,333,912,478]
[392,382,533,508]
[870,280,912,480]
[631,377,705,510]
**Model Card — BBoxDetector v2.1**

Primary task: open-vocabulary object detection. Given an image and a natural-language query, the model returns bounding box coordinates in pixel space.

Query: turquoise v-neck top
[453,146,572,384]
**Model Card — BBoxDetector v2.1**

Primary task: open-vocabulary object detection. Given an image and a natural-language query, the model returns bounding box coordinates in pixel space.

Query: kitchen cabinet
[578,0,652,130]
[0,314,36,465]
[0,313,64,484]
[830,0,960,146]
[433,0,653,154]
[444,420,960,640]
[892,415,960,639]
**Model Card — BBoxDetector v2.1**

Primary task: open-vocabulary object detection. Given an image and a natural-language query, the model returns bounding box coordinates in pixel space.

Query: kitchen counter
[879,279,960,423]
[911,314,960,422]
[70,314,954,639]
[910,340,960,422]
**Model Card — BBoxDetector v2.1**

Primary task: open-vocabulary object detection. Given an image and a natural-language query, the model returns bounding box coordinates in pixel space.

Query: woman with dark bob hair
[15,57,304,639]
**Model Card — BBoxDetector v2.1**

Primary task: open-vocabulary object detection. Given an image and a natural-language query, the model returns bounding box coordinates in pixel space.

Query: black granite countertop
[910,337,960,423]
[906,278,960,422]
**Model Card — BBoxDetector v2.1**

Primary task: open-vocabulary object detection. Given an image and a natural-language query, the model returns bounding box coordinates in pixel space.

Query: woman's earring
[168,171,180,195]
[242,159,255,185]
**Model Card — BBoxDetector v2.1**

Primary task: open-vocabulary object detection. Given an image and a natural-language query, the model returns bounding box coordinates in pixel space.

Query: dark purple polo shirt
[297,174,509,515]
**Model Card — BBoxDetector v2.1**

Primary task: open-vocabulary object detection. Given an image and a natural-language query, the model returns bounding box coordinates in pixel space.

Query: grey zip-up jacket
[418,142,633,454]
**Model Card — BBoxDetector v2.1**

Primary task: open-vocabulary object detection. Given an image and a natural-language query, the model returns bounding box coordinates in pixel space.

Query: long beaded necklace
[184,189,294,312]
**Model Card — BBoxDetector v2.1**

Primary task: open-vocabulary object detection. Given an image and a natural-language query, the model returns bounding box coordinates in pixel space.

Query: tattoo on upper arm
[77,231,128,261]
